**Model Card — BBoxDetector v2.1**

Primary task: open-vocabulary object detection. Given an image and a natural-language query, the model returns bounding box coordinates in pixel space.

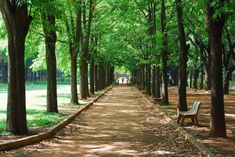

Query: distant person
[122,77,124,84]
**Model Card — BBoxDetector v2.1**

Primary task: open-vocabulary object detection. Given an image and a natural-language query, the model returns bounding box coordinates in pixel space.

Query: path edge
[0,85,114,151]
[137,89,218,157]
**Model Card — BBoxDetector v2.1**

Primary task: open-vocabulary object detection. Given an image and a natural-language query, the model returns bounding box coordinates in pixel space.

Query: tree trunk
[161,0,169,105]
[155,66,161,98]
[80,57,87,99]
[0,1,32,135]
[141,65,145,90]
[176,0,188,111]
[42,14,58,113]
[206,2,226,137]
[204,53,211,90]
[94,64,99,91]
[146,64,151,95]
[152,66,156,97]
[99,65,106,89]
[70,52,78,104]
[223,71,230,94]
[189,70,193,88]
[85,62,90,97]
[193,69,199,89]
[200,54,204,89]
[90,59,95,94]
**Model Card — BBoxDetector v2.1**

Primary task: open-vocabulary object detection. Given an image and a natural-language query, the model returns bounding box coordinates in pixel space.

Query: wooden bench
[177,101,201,126]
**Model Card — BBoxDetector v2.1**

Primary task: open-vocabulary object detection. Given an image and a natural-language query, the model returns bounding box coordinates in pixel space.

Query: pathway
[1,86,201,157]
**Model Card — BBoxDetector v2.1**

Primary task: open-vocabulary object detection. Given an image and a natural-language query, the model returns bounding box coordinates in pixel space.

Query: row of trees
[125,0,234,138]
[0,0,234,139]
[0,0,117,135]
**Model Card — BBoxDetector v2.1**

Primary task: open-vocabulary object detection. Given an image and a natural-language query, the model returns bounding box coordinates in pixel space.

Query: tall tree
[65,1,82,104]
[0,0,32,134]
[206,0,227,137]
[176,0,188,111]
[42,10,58,113]
[80,0,93,99]
[161,0,169,105]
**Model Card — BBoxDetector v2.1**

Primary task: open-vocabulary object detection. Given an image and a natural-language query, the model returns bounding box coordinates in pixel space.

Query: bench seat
[177,101,201,126]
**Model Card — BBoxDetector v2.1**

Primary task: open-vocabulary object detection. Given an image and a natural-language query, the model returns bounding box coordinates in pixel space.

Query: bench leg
[177,115,182,124]
[195,117,199,126]
[180,116,185,126]
[191,117,195,124]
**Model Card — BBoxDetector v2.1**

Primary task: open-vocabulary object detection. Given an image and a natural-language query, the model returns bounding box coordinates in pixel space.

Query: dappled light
[0,0,234,156]
[1,86,200,156]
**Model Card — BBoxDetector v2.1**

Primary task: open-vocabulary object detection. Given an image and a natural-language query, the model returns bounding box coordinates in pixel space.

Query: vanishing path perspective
[2,86,201,157]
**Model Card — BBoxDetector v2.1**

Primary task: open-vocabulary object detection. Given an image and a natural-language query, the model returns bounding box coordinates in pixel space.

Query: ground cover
[0,83,80,135]
[149,87,235,156]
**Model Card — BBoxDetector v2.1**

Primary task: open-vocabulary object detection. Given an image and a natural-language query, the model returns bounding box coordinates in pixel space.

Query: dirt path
[1,86,201,157]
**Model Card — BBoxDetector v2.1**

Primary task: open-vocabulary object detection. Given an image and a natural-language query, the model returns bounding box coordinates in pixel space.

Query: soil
[0,86,201,157]
[149,87,235,157]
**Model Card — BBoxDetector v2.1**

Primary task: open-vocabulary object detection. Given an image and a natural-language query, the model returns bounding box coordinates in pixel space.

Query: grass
[0,82,78,135]
[158,105,177,117]
[0,81,71,93]
[0,109,68,134]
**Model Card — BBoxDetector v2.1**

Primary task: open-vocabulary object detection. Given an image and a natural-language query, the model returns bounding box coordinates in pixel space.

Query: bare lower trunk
[189,71,193,88]
[94,64,99,91]
[152,66,156,97]
[223,71,230,94]
[141,65,145,90]
[176,0,188,111]
[90,59,95,94]
[205,59,211,90]
[0,1,32,135]
[70,53,79,104]
[155,66,161,98]
[42,14,58,113]
[161,0,169,105]
[200,57,204,89]
[206,2,226,137]
[80,57,87,99]
[146,64,151,95]
[193,69,199,89]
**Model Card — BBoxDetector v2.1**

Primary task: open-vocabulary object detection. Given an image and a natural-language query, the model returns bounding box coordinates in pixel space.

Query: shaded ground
[149,87,235,156]
[0,91,100,143]
[0,86,201,157]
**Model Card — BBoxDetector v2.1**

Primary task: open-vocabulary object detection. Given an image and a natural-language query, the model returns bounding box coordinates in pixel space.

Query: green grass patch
[158,105,177,117]
[0,109,68,135]
[27,109,68,127]
[0,82,72,93]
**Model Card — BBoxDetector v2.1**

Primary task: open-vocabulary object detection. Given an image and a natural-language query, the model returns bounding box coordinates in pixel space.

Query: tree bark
[176,0,188,111]
[99,65,106,89]
[189,70,193,88]
[0,0,32,135]
[65,6,81,105]
[80,0,93,98]
[200,53,204,89]
[70,52,78,104]
[42,13,58,113]
[152,66,156,97]
[206,1,226,137]
[94,64,99,91]
[204,51,211,90]
[155,66,161,98]
[90,59,95,94]
[80,57,87,99]
[161,0,169,105]
[141,65,145,90]
[146,64,151,95]
[193,69,199,89]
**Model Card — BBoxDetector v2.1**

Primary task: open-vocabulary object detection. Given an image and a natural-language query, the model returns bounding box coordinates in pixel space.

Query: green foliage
[0,109,67,134]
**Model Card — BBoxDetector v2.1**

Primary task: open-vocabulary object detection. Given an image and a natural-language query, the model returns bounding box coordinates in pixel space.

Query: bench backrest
[190,101,201,115]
